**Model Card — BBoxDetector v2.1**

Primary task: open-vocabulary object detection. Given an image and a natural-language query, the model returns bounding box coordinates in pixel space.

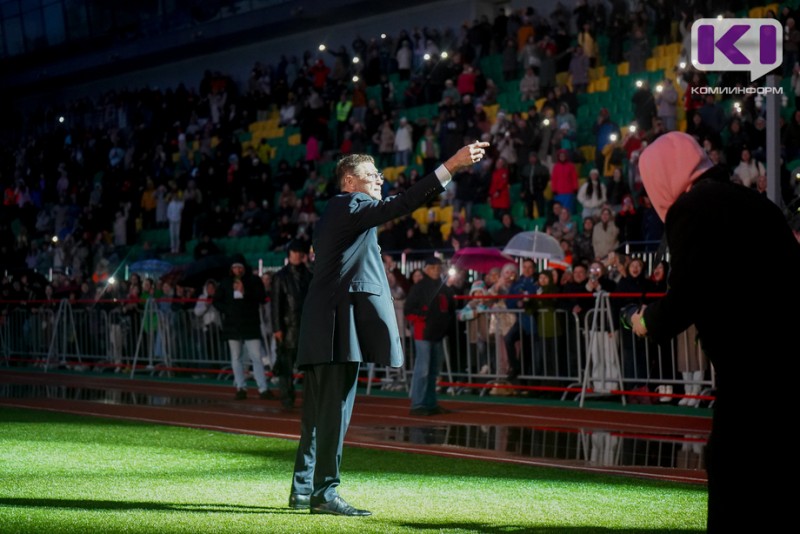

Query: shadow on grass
[0,498,300,515]
[391,521,705,533]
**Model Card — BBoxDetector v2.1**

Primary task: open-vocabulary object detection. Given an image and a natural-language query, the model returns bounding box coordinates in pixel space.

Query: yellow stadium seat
[654,45,666,57]
[248,121,269,133]
[765,4,779,16]
[617,62,629,76]
[543,182,553,201]
[579,145,596,162]
[412,207,429,228]
[556,72,570,86]
[211,136,220,148]
[288,134,302,146]
[645,58,658,72]
[264,128,285,140]
[748,7,764,18]
[437,205,454,223]
[587,80,596,93]
[596,77,609,92]
[667,43,681,57]
[484,104,500,123]
[171,152,181,163]
[440,222,452,241]
[535,97,546,111]
[678,119,687,132]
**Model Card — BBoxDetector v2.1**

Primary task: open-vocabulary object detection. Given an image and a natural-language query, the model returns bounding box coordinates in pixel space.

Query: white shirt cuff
[434,165,452,187]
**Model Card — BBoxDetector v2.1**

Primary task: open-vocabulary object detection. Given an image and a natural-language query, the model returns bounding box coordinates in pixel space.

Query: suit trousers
[292,361,360,504]
[274,343,298,405]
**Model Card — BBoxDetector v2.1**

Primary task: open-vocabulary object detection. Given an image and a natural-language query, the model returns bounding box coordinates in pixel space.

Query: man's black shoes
[234,389,247,400]
[288,493,310,510]
[409,405,453,416]
[310,496,372,516]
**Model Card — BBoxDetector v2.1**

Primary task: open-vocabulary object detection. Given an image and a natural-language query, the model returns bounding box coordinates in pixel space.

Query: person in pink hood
[631,132,800,533]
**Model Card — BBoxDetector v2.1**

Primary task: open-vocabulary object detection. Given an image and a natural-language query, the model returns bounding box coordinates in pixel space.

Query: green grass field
[0,407,707,533]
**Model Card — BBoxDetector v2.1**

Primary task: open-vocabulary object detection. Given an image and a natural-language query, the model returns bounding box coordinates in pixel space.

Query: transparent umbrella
[502,231,565,261]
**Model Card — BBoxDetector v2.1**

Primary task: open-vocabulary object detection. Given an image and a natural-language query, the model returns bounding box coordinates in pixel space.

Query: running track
[0,370,711,485]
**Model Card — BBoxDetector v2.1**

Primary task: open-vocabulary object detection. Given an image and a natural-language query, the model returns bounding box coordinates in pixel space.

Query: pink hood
[639,132,713,221]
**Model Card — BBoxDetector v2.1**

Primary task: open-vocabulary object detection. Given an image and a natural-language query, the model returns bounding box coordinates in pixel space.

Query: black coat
[213,272,267,341]
[404,274,455,341]
[643,175,800,533]
[271,262,312,350]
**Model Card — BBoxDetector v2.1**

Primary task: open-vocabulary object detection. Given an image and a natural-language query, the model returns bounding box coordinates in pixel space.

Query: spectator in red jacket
[551,149,578,213]
[488,157,511,219]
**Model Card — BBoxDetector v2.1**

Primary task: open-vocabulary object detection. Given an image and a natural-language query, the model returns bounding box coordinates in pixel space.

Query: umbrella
[502,231,565,261]
[128,259,174,278]
[451,247,516,274]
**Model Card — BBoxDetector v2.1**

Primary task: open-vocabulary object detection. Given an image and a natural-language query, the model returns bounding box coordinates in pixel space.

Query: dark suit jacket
[297,173,444,368]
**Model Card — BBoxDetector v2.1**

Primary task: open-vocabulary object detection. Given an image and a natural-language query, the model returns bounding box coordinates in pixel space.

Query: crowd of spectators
[2,0,799,314]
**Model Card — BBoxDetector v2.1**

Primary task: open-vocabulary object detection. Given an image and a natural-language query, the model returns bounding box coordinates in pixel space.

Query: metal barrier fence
[1,294,714,406]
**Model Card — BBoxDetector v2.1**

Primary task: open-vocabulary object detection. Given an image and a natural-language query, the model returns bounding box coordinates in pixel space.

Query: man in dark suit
[289,141,489,516]
[631,132,800,533]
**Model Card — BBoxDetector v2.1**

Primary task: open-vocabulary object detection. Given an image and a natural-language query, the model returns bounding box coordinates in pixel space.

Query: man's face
[231,265,245,278]
[522,261,535,278]
[424,264,442,280]
[288,250,306,266]
[572,266,587,283]
[350,162,384,200]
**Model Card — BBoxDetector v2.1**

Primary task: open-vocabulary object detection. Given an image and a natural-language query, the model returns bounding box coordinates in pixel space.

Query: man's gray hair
[336,154,374,189]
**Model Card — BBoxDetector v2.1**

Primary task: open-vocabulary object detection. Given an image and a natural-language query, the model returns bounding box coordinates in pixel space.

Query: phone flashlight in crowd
[635,80,643,88]
[656,84,663,93]
[380,33,386,39]
[589,264,601,282]
[543,118,550,126]
[679,61,687,69]
[318,44,326,51]
[440,51,448,59]
[447,267,457,277]
[108,277,116,285]
[58,116,65,124]
[609,133,618,142]
[629,124,637,133]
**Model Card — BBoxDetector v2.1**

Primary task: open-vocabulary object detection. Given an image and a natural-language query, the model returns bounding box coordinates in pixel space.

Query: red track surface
[0,370,711,485]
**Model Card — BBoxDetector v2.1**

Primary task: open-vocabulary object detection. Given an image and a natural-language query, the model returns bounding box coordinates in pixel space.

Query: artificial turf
[0,407,707,533]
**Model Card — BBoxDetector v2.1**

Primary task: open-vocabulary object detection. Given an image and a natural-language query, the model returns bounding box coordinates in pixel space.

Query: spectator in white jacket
[519,67,540,101]
[655,78,678,132]
[166,192,184,253]
[393,117,414,166]
[577,169,607,219]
